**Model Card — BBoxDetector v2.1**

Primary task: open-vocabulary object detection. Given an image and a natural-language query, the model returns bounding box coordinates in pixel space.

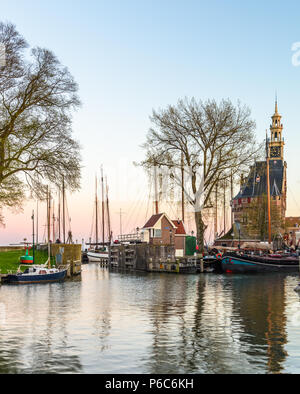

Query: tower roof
[234,160,284,200]
[272,94,281,118]
[275,99,278,114]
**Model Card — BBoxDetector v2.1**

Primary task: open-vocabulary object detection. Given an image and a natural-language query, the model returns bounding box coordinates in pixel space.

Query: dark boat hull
[81,252,89,264]
[6,269,67,284]
[203,257,223,273]
[222,254,300,273]
[179,265,197,274]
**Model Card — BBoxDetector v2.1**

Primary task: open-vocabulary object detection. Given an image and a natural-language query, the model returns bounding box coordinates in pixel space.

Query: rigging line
[65,193,72,234]
[42,221,46,244]
[145,178,153,223]
[89,203,95,242]
[123,182,149,231]
[124,192,147,234]
[287,186,300,213]
[126,199,142,234]
[121,187,143,231]
[132,193,149,232]
[165,198,178,220]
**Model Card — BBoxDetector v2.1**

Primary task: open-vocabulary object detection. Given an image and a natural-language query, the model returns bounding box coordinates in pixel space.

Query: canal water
[0,264,300,374]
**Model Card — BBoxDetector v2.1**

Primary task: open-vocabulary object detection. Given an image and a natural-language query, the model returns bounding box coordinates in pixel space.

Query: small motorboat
[5,265,67,285]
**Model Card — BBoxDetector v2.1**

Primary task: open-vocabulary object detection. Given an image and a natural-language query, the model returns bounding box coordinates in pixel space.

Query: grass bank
[0,249,55,274]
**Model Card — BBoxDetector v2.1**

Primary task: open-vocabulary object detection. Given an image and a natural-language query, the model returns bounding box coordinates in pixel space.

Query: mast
[214,183,218,240]
[266,132,272,244]
[32,209,35,264]
[95,175,99,248]
[62,177,66,244]
[154,162,159,214]
[120,208,123,237]
[47,186,51,268]
[52,200,55,242]
[47,188,51,244]
[181,153,185,223]
[230,172,234,228]
[101,166,105,247]
[58,188,61,242]
[36,200,39,246]
[106,176,111,243]
[223,180,226,235]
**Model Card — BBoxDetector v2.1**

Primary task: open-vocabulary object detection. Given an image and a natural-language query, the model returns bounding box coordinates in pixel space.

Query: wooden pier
[109,243,199,274]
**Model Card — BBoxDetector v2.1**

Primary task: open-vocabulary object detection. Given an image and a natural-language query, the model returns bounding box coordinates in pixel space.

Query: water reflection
[0,265,299,374]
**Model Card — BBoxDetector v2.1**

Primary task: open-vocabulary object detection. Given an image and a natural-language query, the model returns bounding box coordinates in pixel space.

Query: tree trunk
[195,210,205,253]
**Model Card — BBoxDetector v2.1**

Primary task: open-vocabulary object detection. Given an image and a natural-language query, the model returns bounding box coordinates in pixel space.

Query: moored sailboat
[87,168,110,262]
[6,187,68,284]
[5,265,67,284]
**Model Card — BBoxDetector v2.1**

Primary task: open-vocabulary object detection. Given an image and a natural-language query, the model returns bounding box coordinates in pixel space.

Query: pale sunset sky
[1,0,300,245]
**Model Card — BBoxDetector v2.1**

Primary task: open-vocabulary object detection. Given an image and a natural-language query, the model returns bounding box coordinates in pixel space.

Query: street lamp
[235,222,241,250]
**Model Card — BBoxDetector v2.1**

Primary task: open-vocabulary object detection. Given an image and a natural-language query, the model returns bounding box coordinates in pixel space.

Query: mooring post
[200,253,204,273]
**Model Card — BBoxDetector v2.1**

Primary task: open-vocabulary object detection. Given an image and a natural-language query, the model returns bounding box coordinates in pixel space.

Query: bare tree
[141,97,262,251]
[0,22,81,223]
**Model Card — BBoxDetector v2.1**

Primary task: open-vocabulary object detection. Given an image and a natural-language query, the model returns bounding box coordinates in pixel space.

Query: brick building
[216,101,287,246]
[232,101,287,240]
[142,213,187,256]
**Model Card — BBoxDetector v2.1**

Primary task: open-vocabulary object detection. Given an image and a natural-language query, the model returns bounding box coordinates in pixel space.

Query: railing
[117,233,142,242]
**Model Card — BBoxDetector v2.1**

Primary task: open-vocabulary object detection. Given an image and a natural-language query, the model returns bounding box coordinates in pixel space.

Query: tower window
[275,132,278,140]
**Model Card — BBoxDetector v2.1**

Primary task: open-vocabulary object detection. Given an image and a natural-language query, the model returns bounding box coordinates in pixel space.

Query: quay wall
[109,243,197,273]
[51,244,82,265]
[0,246,24,252]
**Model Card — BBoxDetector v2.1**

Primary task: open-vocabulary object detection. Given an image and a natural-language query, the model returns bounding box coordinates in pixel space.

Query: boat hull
[201,257,223,273]
[87,251,109,262]
[6,269,67,284]
[222,255,300,273]
[179,265,197,274]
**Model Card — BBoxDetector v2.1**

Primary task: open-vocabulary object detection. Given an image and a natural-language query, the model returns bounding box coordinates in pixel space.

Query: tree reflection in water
[0,267,297,374]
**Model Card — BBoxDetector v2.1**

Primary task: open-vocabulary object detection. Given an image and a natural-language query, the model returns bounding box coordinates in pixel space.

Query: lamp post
[169,229,172,245]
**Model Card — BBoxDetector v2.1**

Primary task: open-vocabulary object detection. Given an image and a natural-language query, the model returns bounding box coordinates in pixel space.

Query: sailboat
[87,168,110,262]
[6,187,68,284]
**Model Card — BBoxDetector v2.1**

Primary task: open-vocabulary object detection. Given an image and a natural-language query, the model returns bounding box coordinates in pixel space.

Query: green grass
[0,249,55,274]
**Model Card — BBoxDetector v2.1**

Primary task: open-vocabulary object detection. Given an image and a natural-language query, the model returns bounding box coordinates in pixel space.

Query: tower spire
[270,96,284,160]
[275,91,278,114]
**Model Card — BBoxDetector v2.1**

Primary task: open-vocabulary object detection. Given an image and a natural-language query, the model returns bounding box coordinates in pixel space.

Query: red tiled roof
[172,220,186,235]
[143,213,164,229]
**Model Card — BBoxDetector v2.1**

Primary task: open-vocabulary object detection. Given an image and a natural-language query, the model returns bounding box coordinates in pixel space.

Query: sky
[1,0,300,245]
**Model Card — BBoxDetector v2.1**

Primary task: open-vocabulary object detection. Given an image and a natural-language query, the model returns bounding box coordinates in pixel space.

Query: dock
[109,243,205,274]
